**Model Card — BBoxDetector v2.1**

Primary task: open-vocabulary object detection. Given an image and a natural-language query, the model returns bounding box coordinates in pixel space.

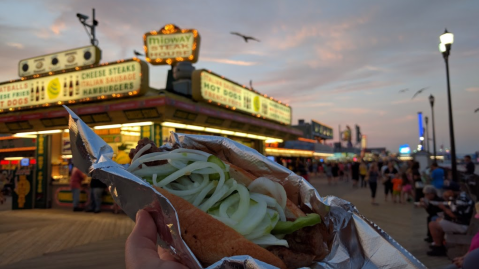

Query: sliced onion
[248,177,287,209]
[219,193,240,218]
[170,148,211,158]
[234,199,267,235]
[231,184,250,221]
[199,185,230,212]
[168,159,188,170]
[132,164,177,177]
[177,177,194,187]
[245,214,273,240]
[210,214,238,227]
[190,168,217,174]
[130,143,151,165]
[192,181,216,207]
[219,180,237,201]
[163,177,209,197]
[251,234,289,248]
[152,174,158,186]
[156,161,222,188]
[274,202,286,222]
[250,193,277,207]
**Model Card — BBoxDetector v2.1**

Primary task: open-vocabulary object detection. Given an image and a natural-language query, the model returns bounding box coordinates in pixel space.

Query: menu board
[0,59,148,110]
[192,70,291,125]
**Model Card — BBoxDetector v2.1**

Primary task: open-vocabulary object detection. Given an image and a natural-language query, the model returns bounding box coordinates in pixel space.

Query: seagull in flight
[133,50,144,56]
[399,88,409,93]
[475,108,479,113]
[231,32,260,43]
[411,87,429,100]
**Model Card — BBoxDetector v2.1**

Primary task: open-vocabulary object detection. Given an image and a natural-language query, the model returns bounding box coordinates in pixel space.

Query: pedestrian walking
[331,163,339,185]
[351,160,360,188]
[383,162,398,202]
[359,161,368,188]
[70,165,86,212]
[86,178,107,213]
[324,163,333,185]
[368,162,380,205]
[412,161,424,202]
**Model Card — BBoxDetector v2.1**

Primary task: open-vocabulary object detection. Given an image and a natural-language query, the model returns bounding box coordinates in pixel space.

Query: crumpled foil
[66,106,425,269]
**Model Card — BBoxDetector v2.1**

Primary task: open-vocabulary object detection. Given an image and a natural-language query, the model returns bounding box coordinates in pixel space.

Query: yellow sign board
[0,59,148,111]
[192,70,292,125]
[143,24,200,65]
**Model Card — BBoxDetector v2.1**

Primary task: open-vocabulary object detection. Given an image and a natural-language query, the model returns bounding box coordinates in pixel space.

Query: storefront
[0,24,301,210]
[0,66,301,210]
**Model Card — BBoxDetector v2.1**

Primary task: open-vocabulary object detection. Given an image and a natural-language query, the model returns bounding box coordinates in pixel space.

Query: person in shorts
[427,182,474,256]
[391,173,402,203]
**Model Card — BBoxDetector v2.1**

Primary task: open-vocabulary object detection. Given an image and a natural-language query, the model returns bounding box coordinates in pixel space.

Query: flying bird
[231,32,260,43]
[475,108,479,113]
[133,50,144,56]
[399,88,409,93]
[411,87,429,100]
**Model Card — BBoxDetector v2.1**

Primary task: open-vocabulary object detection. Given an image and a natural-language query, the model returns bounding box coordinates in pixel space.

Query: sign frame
[143,24,200,65]
[0,58,149,113]
[192,69,292,125]
[18,45,101,77]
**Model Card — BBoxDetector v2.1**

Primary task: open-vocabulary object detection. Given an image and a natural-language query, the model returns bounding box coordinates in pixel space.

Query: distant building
[293,119,333,142]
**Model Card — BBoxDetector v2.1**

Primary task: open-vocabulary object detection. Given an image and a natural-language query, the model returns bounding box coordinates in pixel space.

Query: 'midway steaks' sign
[192,70,292,125]
[144,24,200,65]
[0,59,148,110]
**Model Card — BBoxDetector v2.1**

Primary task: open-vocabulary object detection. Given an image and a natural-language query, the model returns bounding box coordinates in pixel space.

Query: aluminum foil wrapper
[66,106,425,269]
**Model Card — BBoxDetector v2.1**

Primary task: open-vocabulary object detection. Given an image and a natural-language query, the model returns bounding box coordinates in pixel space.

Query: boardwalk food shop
[0,24,301,210]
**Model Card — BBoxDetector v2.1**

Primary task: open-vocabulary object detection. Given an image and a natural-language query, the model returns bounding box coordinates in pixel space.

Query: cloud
[299,102,334,108]
[51,22,66,35]
[201,57,257,66]
[391,97,426,105]
[6,42,23,49]
[465,87,479,92]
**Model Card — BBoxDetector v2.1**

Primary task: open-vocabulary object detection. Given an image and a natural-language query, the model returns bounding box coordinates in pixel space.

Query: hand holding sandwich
[126,209,187,269]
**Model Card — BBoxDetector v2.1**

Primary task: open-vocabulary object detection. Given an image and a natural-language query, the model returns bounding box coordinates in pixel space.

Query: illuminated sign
[418,112,424,138]
[21,158,30,166]
[19,46,101,77]
[399,144,411,154]
[0,59,148,112]
[192,70,291,125]
[144,24,200,65]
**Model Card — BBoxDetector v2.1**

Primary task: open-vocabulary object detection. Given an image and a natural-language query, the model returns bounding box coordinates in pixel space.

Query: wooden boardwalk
[0,209,134,269]
[0,175,456,268]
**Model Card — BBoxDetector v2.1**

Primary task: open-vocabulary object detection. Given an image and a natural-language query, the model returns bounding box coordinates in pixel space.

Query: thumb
[125,209,162,268]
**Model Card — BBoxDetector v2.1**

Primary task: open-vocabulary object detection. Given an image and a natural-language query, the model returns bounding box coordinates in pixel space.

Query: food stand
[0,24,301,210]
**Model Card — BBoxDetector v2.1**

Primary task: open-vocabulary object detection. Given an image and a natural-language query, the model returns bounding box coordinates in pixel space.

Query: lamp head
[429,94,435,106]
[76,13,89,22]
[440,29,454,45]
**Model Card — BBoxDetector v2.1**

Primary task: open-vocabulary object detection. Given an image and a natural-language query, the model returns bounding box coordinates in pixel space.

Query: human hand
[126,209,188,269]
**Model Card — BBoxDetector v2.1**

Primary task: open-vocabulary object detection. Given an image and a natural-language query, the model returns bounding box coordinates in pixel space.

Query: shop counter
[51,181,114,210]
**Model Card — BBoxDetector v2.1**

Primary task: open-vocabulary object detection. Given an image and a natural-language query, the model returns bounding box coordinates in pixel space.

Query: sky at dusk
[0,1,478,153]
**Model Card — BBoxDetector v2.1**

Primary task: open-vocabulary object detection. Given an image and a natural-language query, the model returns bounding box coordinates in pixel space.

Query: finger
[125,209,161,268]
[158,246,180,262]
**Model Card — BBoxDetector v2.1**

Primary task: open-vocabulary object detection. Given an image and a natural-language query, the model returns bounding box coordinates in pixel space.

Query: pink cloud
[201,57,257,66]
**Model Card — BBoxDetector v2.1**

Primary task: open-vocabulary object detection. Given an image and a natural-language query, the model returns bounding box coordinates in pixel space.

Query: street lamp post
[425,116,429,154]
[429,94,437,162]
[439,29,457,181]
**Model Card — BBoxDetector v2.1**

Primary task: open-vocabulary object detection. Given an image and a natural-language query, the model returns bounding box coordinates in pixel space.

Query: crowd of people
[280,155,478,266]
